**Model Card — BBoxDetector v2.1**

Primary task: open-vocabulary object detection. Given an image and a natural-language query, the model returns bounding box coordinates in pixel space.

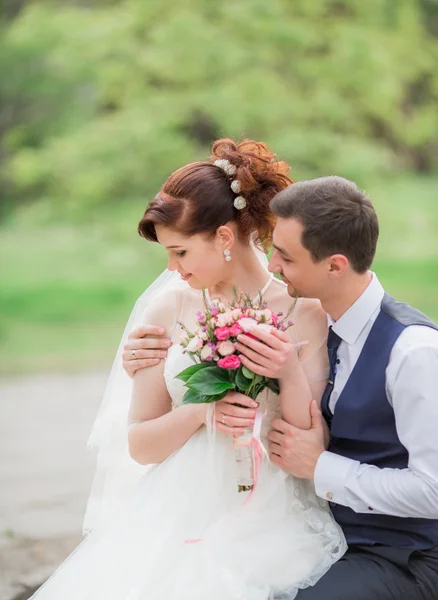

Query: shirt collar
[327,272,384,346]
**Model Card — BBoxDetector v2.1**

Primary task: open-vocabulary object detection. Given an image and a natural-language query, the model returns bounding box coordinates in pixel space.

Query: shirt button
[336,359,340,364]
[326,492,334,500]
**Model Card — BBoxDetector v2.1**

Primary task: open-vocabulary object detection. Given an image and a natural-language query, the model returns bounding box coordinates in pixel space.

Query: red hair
[138,138,293,251]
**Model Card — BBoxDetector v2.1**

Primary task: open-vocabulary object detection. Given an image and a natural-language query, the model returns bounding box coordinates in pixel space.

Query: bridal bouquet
[176,289,295,494]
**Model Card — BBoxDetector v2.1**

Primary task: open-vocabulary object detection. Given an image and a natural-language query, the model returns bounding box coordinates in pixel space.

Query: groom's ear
[327,254,349,278]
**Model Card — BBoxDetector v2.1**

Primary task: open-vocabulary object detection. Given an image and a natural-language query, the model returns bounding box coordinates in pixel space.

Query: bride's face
[155,225,229,290]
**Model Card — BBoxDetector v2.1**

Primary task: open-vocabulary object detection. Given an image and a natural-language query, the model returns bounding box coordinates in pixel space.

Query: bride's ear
[215,225,235,252]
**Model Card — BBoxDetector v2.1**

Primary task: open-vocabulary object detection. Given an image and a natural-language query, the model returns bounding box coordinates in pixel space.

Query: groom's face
[269,217,329,299]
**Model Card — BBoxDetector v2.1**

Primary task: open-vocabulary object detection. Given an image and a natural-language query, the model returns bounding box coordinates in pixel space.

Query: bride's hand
[212,392,259,436]
[234,328,303,381]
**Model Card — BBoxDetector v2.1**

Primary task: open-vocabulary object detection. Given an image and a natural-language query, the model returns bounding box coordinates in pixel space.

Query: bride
[31,139,346,600]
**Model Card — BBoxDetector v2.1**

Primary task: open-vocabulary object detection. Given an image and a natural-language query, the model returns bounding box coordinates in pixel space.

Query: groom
[123,176,438,599]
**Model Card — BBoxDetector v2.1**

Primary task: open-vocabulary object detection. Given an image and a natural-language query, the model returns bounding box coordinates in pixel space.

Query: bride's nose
[167,257,178,271]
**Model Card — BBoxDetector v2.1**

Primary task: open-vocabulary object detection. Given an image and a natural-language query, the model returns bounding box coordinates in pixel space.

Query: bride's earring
[224,249,232,262]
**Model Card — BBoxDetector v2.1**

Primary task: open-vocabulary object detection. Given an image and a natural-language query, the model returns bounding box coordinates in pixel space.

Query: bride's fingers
[223,392,259,409]
[218,415,255,428]
[215,422,247,436]
[215,402,257,419]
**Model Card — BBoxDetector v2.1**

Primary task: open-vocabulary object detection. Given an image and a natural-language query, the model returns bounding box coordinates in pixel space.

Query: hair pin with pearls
[214,159,247,210]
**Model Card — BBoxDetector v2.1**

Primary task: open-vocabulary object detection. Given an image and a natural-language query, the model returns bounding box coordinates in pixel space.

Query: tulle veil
[83,245,274,535]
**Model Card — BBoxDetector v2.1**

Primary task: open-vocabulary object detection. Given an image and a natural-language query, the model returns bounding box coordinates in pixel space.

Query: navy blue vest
[321,293,438,549]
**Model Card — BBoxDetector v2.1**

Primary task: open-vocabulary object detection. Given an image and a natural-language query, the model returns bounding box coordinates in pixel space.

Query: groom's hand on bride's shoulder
[268,401,326,480]
[122,325,172,377]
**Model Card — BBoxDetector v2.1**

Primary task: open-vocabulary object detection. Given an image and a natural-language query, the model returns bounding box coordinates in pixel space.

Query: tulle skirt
[31,428,347,600]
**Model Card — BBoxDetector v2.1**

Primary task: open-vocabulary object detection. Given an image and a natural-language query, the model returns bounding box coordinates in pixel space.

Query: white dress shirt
[314,273,438,519]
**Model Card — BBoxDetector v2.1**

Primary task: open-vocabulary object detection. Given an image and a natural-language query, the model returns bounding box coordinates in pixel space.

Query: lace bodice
[163,344,282,441]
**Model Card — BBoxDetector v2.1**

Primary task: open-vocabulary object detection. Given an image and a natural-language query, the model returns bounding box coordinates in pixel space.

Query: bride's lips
[179,273,192,281]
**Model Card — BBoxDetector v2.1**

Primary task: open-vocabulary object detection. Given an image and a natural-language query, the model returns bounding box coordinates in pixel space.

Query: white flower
[230,179,241,193]
[214,159,237,176]
[201,344,216,361]
[217,340,236,356]
[198,329,208,341]
[257,323,273,334]
[216,311,234,327]
[234,196,247,210]
[232,308,242,320]
[186,336,204,352]
[180,333,189,346]
[238,317,258,332]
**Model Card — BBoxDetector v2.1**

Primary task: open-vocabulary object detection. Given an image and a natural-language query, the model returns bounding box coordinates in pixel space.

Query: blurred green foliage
[0,0,437,374]
[1,0,438,218]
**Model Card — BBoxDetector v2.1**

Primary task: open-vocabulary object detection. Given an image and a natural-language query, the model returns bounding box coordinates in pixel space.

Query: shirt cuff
[314,451,360,506]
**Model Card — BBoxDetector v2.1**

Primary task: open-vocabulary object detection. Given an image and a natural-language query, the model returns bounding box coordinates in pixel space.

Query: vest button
[336,359,340,364]
[368,506,374,511]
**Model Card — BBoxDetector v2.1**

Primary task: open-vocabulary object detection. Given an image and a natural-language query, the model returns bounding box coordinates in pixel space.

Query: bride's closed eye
[176,250,187,257]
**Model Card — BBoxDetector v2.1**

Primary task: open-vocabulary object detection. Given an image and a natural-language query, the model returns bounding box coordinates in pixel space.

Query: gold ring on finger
[132,350,136,359]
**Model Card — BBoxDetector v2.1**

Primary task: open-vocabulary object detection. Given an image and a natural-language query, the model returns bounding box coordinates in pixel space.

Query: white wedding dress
[32,334,347,600]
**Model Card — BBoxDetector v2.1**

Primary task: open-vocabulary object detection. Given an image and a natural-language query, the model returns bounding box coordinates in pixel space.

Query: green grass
[1,175,437,376]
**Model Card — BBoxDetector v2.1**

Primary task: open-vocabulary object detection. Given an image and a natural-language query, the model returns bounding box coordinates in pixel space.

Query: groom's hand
[122,325,172,377]
[234,327,300,380]
[268,401,326,479]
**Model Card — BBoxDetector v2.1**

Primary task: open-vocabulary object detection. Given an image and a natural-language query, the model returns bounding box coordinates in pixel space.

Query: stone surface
[0,371,107,599]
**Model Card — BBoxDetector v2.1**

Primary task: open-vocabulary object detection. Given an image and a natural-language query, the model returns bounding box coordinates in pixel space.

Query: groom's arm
[314,326,438,519]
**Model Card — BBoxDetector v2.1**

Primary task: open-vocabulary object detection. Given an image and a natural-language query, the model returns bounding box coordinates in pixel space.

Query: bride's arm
[235,298,328,431]
[127,289,207,465]
[279,299,329,430]
[128,364,206,465]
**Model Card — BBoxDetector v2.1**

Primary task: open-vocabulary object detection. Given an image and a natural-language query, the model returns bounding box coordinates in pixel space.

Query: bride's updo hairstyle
[138,138,293,251]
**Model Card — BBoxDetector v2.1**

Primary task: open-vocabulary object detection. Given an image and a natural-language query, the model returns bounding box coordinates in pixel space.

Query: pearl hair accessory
[214,159,247,211]
[224,248,232,262]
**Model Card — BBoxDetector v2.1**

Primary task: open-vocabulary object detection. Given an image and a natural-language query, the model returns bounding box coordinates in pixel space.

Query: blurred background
[0,0,437,597]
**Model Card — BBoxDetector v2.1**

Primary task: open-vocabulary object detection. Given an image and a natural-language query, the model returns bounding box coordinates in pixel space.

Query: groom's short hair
[270,176,379,273]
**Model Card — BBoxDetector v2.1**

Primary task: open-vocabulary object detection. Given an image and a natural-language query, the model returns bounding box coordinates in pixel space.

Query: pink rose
[217,340,236,356]
[217,355,241,369]
[214,326,231,341]
[271,312,279,327]
[229,323,243,337]
[210,307,219,317]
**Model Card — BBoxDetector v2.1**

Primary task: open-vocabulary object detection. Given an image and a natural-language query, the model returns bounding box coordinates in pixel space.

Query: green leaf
[181,388,207,404]
[235,366,252,393]
[181,389,228,404]
[175,361,214,383]
[242,366,255,379]
[187,380,235,395]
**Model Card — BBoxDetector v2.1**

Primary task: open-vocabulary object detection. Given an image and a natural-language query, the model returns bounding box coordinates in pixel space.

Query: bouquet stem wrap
[233,407,265,495]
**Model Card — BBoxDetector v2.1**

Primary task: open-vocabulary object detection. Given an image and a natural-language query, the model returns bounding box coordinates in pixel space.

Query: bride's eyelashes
[176,250,187,257]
